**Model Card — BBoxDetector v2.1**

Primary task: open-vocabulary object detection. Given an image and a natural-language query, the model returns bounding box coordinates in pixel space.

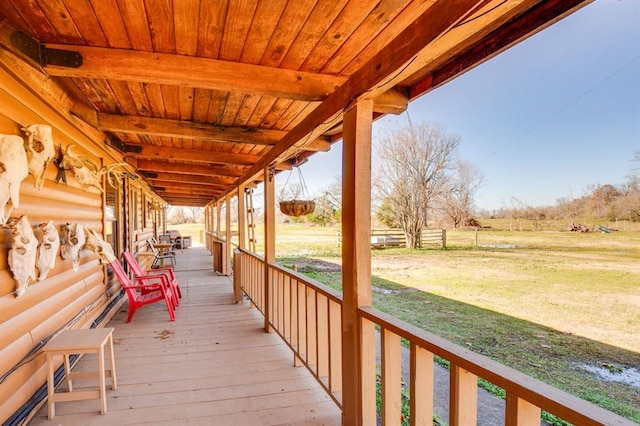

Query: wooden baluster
[505,393,541,426]
[382,328,402,426]
[450,365,477,425]
[410,344,433,426]
[329,300,342,395]
[317,294,329,380]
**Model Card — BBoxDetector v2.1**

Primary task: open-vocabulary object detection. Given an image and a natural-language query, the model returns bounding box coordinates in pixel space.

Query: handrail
[233,249,632,425]
[359,306,632,425]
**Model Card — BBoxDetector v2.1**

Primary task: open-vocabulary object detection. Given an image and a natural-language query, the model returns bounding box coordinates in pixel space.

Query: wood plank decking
[30,247,341,425]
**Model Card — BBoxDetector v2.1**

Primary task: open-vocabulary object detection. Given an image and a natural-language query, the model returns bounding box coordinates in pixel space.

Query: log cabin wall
[0,49,159,423]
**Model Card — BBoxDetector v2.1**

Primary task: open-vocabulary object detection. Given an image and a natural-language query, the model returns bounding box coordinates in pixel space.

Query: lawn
[266,222,640,422]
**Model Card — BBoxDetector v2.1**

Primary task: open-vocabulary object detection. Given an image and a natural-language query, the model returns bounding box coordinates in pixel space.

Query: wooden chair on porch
[148,238,176,268]
[109,260,176,322]
[123,251,182,307]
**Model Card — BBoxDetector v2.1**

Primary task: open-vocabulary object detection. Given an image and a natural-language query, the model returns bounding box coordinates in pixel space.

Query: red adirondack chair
[109,259,175,322]
[123,251,182,307]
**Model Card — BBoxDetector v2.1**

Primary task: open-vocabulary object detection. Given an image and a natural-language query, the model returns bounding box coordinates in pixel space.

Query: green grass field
[175,221,640,421]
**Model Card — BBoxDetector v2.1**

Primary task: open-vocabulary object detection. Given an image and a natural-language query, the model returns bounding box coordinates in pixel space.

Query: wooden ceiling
[0,0,591,206]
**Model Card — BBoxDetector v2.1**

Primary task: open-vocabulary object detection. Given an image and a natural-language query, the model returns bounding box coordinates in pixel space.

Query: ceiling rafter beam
[42,44,345,101]
[136,159,246,177]
[225,0,486,198]
[95,113,284,146]
[133,145,259,166]
[146,172,235,185]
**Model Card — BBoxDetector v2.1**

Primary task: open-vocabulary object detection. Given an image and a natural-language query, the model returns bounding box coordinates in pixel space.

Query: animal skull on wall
[6,215,38,297]
[58,144,103,192]
[0,134,29,225]
[60,222,86,271]
[35,220,60,281]
[84,226,116,264]
[22,124,55,190]
[57,144,129,192]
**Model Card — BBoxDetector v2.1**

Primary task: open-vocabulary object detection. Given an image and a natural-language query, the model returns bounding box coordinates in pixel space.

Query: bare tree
[373,122,460,248]
[437,160,484,228]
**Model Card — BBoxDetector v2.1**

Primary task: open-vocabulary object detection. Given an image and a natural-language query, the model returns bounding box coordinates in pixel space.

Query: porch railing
[233,249,631,425]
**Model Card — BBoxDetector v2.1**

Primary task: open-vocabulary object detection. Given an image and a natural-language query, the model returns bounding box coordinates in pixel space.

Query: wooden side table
[43,327,117,419]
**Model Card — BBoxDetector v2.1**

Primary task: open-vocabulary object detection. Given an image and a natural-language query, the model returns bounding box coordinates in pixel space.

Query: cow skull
[58,144,129,192]
[22,124,55,190]
[0,134,29,225]
[36,220,60,280]
[6,215,38,297]
[60,222,86,271]
[83,226,116,264]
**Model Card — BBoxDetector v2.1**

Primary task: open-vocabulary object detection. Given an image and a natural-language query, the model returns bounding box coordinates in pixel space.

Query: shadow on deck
[30,247,341,425]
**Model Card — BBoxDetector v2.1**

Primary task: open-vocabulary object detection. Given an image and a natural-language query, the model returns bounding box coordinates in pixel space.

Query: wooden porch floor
[30,246,342,425]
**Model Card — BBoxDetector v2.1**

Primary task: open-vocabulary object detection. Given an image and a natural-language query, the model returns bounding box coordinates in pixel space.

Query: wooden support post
[264,165,275,332]
[341,97,373,425]
[215,200,222,238]
[238,185,246,250]
[223,194,231,275]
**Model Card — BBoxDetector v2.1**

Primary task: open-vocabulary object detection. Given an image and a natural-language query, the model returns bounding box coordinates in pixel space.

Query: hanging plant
[279,157,315,217]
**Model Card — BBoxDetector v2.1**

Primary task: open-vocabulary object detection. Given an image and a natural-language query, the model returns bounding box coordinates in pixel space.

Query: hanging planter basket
[279,157,316,217]
[279,199,316,217]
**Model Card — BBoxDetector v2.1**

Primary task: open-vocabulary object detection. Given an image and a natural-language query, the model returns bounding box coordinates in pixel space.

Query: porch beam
[145,172,235,186]
[133,145,259,166]
[341,98,374,425]
[93,113,283,146]
[263,166,275,333]
[42,44,345,102]
[135,159,246,178]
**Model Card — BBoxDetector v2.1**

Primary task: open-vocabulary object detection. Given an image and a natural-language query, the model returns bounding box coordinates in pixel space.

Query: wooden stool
[43,327,117,419]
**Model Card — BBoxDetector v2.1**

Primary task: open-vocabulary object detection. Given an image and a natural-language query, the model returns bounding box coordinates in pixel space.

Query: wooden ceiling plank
[146,0,175,53]
[90,0,131,49]
[240,0,287,64]
[34,0,84,44]
[301,1,377,72]
[219,0,259,62]
[279,1,348,70]
[116,0,152,50]
[108,80,139,115]
[229,0,484,197]
[43,44,346,101]
[234,94,262,127]
[162,85,181,120]
[197,0,228,58]
[61,0,109,47]
[97,113,284,145]
[259,0,316,68]
[135,144,259,166]
[322,0,412,74]
[219,91,245,126]
[339,1,436,76]
[174,0,199,55]
[3,0,62,43]
[148,172,235,185]
[143,82,167,117]
[246,96,278,127]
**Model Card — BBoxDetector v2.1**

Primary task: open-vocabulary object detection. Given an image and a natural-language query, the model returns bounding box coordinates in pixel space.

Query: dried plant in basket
[278,164,315,217]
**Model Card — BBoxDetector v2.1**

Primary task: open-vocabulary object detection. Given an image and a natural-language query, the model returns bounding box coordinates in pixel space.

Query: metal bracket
[106,137,142,154]
[10,30,82,68]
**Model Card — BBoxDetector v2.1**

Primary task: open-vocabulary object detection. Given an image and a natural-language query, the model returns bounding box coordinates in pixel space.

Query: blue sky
[283,0,640,212]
